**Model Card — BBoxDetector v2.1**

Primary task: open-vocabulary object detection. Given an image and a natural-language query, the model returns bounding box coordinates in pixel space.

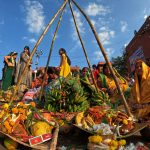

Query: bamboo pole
[11,0,68,101]
[72,0,132,117]
[39,7,66,101]
[49,123,59,150]
[69,0,99,92]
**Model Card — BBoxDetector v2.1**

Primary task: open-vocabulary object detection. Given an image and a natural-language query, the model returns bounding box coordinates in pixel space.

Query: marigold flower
[12,108,18,114]
[20,114,26,120]
[30,102,36,107]
[122,119,128,125]
[9,121,15,126]
[88,135,102,144]
[109,146,117,150]
[18,102,25,107]
[18,108,25,114]
[4,121,12,133]
[0,110,5,118]
[2,103,9,110]
[118,139,126,146]
[110,140,118,147]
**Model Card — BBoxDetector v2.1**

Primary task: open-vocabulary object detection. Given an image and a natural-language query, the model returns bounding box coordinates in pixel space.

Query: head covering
[11,52,18,56]
[24,46,30,50]
[8,52,18,56]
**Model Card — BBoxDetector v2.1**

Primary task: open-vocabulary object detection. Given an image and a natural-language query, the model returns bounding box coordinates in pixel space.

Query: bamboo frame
[11,0,68,101]
[69,0,99,92]
[72,0,132,117]
[39,6,66,101]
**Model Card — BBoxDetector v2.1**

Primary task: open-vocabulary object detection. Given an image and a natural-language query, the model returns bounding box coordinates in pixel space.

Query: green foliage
[111,54,127,77]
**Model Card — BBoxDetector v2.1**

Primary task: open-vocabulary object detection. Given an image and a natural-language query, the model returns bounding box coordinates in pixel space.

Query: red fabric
[31,74,48,88]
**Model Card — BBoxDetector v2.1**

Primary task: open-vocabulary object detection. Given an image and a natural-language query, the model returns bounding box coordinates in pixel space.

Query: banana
[75,112,84,126]
[85,114,95,127]
[82,118,90,129]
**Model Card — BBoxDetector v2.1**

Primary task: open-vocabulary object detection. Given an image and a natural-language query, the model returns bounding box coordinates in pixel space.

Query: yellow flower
[9,121,15,127]
[110,140,118,147]
[122,119,128,125]
[109,146,117,150]
[2,103,9,110]
[88,135,102,144]
[4,121,12,134]
[118,139,126,146]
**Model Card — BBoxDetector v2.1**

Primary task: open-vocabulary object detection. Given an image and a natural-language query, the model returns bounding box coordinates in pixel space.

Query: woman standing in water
[59,48,71,78]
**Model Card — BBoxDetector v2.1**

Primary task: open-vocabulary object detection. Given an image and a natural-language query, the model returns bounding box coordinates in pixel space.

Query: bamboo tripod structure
[6,0,141,149]
[13,0,132,119]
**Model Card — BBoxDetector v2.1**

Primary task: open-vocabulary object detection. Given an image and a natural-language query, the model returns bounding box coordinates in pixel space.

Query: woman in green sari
[2,52,18,91]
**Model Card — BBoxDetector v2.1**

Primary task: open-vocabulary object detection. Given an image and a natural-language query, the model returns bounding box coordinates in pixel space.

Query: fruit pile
[75,106,134,136]
[44,77,111,112]
[0,102,55,144]
[45,77,90,112]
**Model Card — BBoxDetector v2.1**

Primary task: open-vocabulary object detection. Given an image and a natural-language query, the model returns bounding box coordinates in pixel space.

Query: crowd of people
[1,47,150,126]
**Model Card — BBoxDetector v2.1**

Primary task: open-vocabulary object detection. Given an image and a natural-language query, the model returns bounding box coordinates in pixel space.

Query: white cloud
[94,51,103,61]
[24,0,45,34]
[144,15,148,20]
[22,36,37,44]
[98,30,115,45]
[70,10,85,41]
[29,38,37,43]
[94,48,114,61]
[120,21,128,32]
[91,19,96,26]
[100,26,107,31]
[109,31,115,37]
[85,3,110,17]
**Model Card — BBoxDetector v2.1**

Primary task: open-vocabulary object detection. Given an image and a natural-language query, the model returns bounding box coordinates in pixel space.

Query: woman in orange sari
[131,60,150,118]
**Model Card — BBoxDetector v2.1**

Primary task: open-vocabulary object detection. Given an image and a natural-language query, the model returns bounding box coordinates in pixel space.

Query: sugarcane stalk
[69,0,99,92]
[39,6,66,101]
[72,0,132,117]
[11,0,68,102]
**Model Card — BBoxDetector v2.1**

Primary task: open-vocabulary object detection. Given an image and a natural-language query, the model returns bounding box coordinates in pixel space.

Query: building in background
[125,16,150,73]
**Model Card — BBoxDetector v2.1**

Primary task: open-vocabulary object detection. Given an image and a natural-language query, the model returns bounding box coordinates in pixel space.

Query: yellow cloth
[106,77,128,103]
[60,54,71,77]
[132,61,150,117]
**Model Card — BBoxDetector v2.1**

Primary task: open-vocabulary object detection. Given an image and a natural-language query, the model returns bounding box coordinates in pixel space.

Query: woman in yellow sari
[131,60,150,118]
[98,63,130,108]
[59,48,71,78]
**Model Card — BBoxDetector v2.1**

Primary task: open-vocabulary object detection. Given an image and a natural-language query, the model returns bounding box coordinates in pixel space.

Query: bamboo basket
[74,122,148,139]
[0,125,59,150]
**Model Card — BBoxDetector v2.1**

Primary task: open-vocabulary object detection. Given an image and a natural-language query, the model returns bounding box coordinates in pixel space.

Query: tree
[111,50,127,77]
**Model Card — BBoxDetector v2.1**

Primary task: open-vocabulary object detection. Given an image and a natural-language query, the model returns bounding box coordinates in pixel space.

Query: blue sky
[0,0,150,79]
